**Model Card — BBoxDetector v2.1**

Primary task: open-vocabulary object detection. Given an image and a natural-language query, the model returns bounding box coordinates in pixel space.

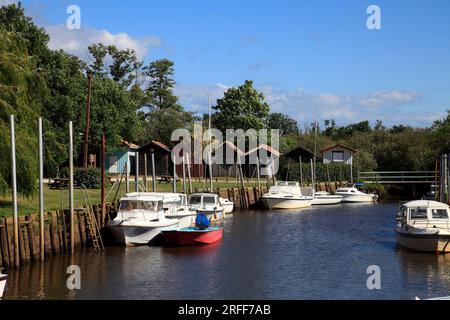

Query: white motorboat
[261,181,313,210]
[0,269,6,300]
[188,193,224,222]
[335,184,378,203]
[126,192,196,228]
[311,191,343,205]
[107,194,179,246]
[395,200,450,253]
[219,197,234,214]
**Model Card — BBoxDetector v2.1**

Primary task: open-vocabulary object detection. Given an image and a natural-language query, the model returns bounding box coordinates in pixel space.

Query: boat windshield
[119,200,161,212]
[204,196,216,204]
[189,195,202,205]
[410,208,428,219]
[431,208,449,219]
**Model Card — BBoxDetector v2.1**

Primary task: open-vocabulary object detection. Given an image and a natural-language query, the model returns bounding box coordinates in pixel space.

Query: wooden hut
[106,140,139,175]
[245,144,281,178]
[136,141,172,176]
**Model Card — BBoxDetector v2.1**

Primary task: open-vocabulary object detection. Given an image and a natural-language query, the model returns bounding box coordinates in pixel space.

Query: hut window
[332,151,344,162]
[432,209,449,219]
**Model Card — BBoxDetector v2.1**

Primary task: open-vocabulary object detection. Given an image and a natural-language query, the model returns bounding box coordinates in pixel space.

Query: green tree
[144,59,181,111]
[213,80,270,133]
[0,30,45,196]
[143,107,195,145]
[268,113,299,135]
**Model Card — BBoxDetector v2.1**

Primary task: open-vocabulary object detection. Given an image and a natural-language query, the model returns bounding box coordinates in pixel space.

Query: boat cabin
[118,194,164,213]
[188,193,220,207]
[398,201,450,224]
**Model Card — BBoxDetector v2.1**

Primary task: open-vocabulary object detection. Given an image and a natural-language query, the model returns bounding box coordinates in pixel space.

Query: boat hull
[396,231,450,253]
[222,203,234,214]
[311,196,342,205]
[0,275,7,299]
[108,220,179,246]
[162,227,223,246]
[262,197,312,210]
[166,214,196,228]
[339,194,378,203]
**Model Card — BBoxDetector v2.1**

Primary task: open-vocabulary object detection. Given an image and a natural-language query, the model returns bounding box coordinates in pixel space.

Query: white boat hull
[339,194,377,203]
[311,196,342,205]
[262,197,312,210]
[396,230,450,253]
[221,203,234,214]
[0,275,7,299]
[108,220,179,246]
[166,213,196,228]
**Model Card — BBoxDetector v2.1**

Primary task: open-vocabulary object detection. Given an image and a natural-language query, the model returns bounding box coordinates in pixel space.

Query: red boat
[162,227,223,246]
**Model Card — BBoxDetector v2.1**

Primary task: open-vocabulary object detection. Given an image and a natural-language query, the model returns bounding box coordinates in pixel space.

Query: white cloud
[0,0,17,6]
[175,83,441,127]
[45,25,161,60]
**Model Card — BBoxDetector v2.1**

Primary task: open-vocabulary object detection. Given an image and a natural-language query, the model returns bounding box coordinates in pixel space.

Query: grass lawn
[0,178,267,216]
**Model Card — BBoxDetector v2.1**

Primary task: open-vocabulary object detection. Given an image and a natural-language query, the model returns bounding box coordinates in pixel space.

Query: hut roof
[213,140,246,156]
[319,143,357,153]
[120,139,140,150]
[284,146,315,161]
[137,140,171,153]
[246,144,281,157]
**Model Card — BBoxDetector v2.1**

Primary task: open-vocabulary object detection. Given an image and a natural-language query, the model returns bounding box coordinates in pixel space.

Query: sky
[3,0,450,128]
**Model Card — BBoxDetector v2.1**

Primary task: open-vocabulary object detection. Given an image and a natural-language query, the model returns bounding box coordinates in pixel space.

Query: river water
[3,202,450,300]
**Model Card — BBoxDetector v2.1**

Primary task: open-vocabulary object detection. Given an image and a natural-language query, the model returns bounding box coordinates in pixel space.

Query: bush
[59,167,101,189]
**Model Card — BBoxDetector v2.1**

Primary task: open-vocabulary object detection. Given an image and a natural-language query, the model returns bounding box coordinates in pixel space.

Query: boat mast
[207,94,213,192]
[313,109,318,191]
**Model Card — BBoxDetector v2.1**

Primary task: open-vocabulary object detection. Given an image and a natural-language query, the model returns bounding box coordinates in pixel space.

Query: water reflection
[3,203,450,300]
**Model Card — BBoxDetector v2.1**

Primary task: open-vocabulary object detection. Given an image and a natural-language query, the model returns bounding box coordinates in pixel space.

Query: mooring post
[38,117,45,261]
[182,153,187,194]
[256,156,261,191]
[151,148,156,192]
[125,161,129,194]
[101,131,106,226]
[135,151,139,192]
[144,153,148,191]
[447,154,450,204]
[10,115,19,267]
[440,154,445,203]
[69,121,74,255]
[299,156,303,187]
[172,154,177,193]
[186,153,193,194]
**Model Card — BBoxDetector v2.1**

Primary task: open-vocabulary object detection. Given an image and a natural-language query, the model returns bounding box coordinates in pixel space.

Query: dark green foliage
[60,167,101,189]
[268,113,299,135]
[279,162,354,183]
[213,80,270,133]
[143,59,181,111]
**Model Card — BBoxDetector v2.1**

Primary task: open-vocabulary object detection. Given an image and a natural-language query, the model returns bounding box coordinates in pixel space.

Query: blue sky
[7,0,450,128]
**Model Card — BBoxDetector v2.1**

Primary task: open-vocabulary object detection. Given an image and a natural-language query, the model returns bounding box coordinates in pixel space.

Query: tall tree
[268,113,299,135]
[0,30,45,196]
[143,59,181,111]
[213,80,270,133]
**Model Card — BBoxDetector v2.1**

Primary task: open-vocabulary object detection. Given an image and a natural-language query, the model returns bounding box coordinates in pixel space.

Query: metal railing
[358,171,435,184]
